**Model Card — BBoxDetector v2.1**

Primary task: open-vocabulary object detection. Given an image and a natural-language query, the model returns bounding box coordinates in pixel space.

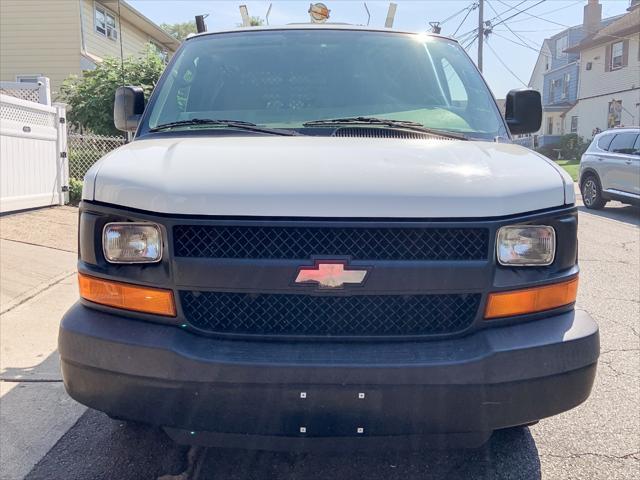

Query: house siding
[549,28,583,70]
[542,63,580,106]
[0,0,82,99]
[566,30,640,140]
[528,41,550,93]
[578,35,640,99]
[1,0,176,101]
[81,0,156,61]
[564,89,640,139]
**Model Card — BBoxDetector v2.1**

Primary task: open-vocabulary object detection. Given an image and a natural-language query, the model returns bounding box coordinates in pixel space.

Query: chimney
[583,0,602,35]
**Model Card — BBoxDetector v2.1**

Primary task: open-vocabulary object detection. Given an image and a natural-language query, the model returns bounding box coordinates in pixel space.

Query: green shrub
[59,44,164,136]
[69,178,83,205]
[535,145,558,159]
[535,134,589,160]
[558,133,588,161]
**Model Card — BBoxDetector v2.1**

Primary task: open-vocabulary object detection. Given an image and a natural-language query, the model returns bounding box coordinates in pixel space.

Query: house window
[607,100,622,128]
[549,78,561,103]
[610,41,623,69]
[95,3,118,40]
[555,35,568,58]
[570,116,578,133]
[562,73,570,99]
[547,117,554,135]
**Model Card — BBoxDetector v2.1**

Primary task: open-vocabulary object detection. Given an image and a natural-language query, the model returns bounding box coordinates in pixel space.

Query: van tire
[581,174,607,210]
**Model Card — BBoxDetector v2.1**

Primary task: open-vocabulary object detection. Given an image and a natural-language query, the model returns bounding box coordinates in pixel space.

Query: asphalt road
[20,201,640,480]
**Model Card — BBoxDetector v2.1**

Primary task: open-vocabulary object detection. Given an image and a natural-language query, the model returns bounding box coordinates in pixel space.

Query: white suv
[579,127,640,209]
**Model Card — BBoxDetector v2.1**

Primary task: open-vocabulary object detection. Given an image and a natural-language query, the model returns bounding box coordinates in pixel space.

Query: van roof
[186,23,456,42]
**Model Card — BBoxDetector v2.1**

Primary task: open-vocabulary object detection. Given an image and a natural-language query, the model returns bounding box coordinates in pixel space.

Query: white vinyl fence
[0,76,51,106]
[0,90,68,213]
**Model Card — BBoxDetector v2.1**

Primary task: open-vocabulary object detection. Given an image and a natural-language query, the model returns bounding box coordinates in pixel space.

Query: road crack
[540,451,640,461]
[0,270,75,315]
[0,378,63,383]
[600,348,640,355]
[0,236,76,253]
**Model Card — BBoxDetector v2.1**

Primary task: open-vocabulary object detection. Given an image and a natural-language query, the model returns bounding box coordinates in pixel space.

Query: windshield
[141,29,507,140]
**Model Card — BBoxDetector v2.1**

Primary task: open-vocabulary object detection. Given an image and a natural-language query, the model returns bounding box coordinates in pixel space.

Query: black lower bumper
[59,303,599,449]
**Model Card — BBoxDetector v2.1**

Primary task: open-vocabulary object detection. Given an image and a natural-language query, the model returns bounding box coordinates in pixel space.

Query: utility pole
[477,0,484,72]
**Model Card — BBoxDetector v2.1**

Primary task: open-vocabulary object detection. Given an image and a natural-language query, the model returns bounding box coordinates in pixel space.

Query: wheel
[581,174,607,209]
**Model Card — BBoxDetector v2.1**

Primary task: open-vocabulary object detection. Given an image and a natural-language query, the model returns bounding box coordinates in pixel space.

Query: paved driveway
[1,200,638,480]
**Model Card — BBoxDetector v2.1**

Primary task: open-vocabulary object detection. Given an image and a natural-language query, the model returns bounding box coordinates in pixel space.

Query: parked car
[579,127,640,209]
[59,25,598,450]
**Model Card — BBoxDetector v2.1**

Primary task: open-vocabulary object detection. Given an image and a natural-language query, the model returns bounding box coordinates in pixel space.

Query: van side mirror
[505,89,542,136]
[114,86,145,132]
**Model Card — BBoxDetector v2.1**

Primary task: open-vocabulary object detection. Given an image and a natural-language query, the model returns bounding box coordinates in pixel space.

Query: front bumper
[59,303,598,449]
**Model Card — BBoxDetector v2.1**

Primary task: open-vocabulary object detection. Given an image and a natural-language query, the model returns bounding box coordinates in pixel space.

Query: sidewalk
[0,206,85,480]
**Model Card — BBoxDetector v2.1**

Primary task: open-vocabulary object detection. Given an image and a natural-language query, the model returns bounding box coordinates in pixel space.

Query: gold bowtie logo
[295,262,368,289]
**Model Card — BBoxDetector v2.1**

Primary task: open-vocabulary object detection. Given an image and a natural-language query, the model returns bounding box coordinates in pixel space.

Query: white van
[59,25,598,450]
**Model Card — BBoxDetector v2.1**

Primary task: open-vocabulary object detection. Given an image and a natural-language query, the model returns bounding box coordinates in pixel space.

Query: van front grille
[173,225,489,261]
[180,291,481,338]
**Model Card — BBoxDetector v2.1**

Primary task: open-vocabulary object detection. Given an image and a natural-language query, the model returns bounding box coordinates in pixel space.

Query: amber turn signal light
[78,273,176,316]
[484,277,578,319]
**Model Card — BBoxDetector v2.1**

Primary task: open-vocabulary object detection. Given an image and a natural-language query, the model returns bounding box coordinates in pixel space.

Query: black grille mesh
[180,291,480,337]
[173,225,488,261]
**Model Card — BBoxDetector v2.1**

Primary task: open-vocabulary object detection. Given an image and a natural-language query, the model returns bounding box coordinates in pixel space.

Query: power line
[498,0,583,25]
[485,40,528,87]
[490,31,640,70]
[456,28,479,43]
[496,27,564,33]
[453,0,530,42]
[465,37,477,52]
[494,0,633,40]
[509,30,542,49]
[462,33,478,51]
[491,31,542,54]
[486,0,538,51]
[491,0,547,28]
[489,0,529,19]
[452,3,478,37]
[440,3,475,25]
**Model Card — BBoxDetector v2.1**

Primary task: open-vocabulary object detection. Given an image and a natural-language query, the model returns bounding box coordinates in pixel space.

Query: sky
[128,0,633,97]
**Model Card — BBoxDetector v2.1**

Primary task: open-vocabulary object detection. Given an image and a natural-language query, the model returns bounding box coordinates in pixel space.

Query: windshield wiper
[303,116,468,140]
[149,118,301,136]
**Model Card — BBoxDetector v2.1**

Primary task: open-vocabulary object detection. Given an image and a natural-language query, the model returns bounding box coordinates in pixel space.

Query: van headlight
[103,223,162,263]
[496,225,555,266]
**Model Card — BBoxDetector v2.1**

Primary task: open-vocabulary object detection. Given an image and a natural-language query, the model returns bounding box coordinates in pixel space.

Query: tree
[161,21,197,41]
[59,45,165,136]
[237,16,265,27]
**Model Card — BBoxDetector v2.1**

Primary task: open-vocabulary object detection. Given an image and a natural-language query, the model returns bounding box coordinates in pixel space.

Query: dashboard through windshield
[141,29,508,140]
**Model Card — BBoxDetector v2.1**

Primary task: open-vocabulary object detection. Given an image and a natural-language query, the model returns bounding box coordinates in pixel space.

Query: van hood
[84,136,574,218]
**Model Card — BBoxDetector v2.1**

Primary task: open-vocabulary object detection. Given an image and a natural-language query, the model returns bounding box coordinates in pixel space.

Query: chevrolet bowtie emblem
[295,262,368,289]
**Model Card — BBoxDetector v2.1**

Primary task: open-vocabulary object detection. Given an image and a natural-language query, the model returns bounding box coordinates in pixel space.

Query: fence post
[54,103,69,205]
[37,76,51,106]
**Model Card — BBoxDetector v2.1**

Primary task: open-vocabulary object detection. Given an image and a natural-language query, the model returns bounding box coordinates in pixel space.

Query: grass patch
[555,159,580,182]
